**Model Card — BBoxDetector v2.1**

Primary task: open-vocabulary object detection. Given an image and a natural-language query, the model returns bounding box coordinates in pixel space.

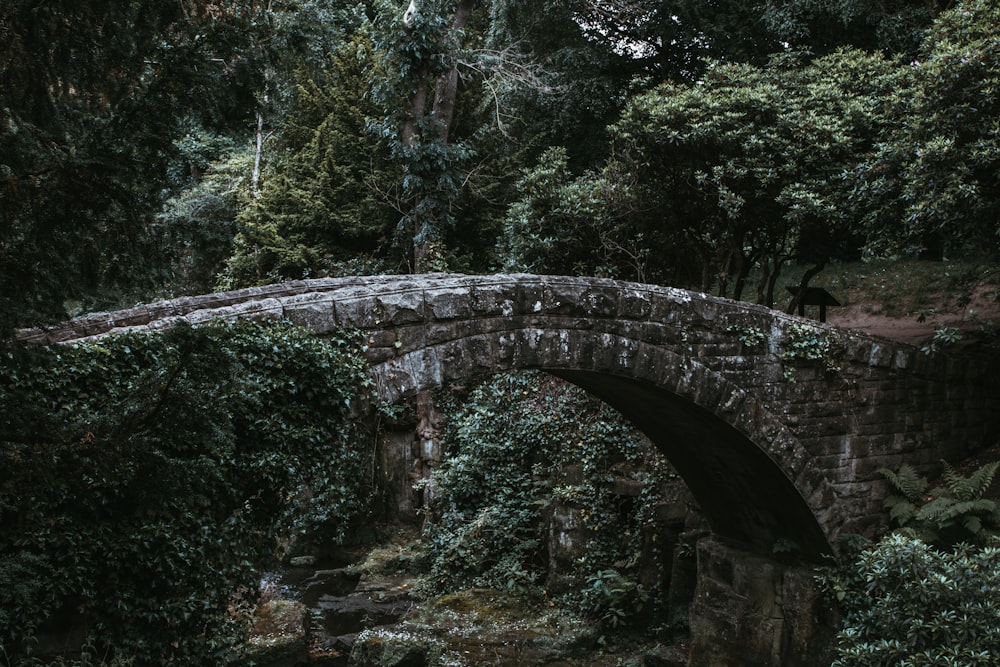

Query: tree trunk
[402,0,476,274]
[401,79,428,150]
[430,0,475,140]
[784,260,827,315]
[402,0,478,516]
[251,108,264,199]
[732,246,759,302]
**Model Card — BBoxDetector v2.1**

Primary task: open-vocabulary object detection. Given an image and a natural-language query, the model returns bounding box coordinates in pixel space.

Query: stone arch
[370,326,839,559]
[30,273,997,559]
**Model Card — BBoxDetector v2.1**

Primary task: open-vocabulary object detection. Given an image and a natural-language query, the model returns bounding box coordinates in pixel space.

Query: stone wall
[687,537,838,667]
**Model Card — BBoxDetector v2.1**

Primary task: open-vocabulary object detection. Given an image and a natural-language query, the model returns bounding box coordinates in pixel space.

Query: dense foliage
[858,0,1000,258]
[504,48,903,300]
[819,460,1000,665]
[421,372,676,629]
[0,321,377,665]
[761,0,939,55]
[821,535,1000,666]
[503,1,1000,300]
[4,0,999,331]
[0,1,267,334]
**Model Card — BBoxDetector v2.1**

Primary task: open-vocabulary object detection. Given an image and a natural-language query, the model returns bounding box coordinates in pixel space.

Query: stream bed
[247,556,688,667]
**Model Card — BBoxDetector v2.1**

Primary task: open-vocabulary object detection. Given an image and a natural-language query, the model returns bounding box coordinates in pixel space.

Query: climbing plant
[420,372,676,630]
[780,321,844,381]
[0,321,378,666]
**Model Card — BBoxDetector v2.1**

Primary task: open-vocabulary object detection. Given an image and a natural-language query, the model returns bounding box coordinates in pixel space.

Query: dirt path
[823,284,999,347]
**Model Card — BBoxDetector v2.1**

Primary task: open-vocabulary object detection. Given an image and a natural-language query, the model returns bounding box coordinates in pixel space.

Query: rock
[247,599,310,667]
[300,568,362,607]
[636,645,689,666]
[350,629,438,667]
[611,475,643,497]
[315,593,411,635]
[686,537,836,667]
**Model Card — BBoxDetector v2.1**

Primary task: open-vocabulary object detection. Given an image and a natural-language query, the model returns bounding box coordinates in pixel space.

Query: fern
[883,495,916,527]
[879,464,927,503]
[880,460,1000,547]
[964,515,983,535]
[941,460,999,502]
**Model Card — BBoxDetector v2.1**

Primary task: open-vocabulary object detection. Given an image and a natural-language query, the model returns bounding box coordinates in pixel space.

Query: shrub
[822,534,1000,667]
[0,321,377,666]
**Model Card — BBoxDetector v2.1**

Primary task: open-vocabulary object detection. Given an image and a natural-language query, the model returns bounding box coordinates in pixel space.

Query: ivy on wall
[0,321,377,666]
[420,372,678,629]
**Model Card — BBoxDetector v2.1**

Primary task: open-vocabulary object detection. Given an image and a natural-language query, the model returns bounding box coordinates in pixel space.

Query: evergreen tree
[220,35,402,287]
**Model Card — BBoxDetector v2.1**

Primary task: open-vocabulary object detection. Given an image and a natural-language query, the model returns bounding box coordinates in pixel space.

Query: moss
[350,628,444,667]
[362,587,599,664]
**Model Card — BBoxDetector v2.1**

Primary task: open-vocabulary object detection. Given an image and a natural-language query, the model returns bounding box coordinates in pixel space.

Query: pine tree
[220,35,401,287]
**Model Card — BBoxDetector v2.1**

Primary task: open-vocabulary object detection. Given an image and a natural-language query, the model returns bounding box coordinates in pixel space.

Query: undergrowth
[0,321,379,666]
[416,372,679,637]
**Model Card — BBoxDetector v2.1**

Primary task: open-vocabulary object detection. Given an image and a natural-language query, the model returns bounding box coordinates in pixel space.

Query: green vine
[0,321,378,666]
[726,324,768,349]
[780,322,843,381]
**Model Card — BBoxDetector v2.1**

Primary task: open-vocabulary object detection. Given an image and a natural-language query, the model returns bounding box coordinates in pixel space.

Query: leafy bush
[579,569,650,630]
[821,534,1000,667]
[0,321,377,666]
[421,372,675,626]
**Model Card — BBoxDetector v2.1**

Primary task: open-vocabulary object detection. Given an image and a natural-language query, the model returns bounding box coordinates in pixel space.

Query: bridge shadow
[553,371,831,560]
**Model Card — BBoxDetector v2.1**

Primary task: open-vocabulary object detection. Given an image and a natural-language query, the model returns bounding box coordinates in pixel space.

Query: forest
[2,1,1000,666]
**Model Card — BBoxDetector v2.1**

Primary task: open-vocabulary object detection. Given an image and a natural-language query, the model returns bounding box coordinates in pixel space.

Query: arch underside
[553,370,831,559]
[371,327,839,560]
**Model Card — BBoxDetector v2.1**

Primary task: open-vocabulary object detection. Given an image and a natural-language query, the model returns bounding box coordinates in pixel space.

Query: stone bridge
[23,274,1000,560]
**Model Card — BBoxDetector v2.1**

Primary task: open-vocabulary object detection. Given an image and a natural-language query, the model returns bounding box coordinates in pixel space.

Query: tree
[761,0,944,56]
[0,1,266,335]
[507,48,902,303]
[368,0,483,273]
[219,35,402,287]
[156,132,253,294]
[856,0,1000,259]
[500,147,666,283]
[575,0,780,72]
[370,0,789,274]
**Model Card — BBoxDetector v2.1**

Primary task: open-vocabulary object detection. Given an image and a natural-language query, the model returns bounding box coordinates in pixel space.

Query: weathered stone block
[376,290,426,325]
[687,538,836,667]
[282,293,339,333]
